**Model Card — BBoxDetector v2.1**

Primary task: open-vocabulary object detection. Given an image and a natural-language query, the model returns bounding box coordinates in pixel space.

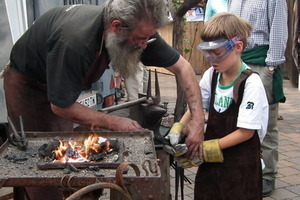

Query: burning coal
[38,135,119,163]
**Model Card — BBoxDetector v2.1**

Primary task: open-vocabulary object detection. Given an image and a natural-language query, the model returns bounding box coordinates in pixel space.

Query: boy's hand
[174,152,203,168]
[165,122,185,145]
[203,139,223,162]
[163,122,188,156]
[174,139,223,168]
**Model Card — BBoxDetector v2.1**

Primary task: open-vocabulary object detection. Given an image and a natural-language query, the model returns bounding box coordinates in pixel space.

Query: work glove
[174,139,223,168]
[163,122,188,156]
[174,152,203,168]
[203,139,223,162]
[165,122,184,146]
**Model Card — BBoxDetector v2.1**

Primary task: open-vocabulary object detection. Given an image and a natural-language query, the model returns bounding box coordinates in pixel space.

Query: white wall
[5,0,28,44]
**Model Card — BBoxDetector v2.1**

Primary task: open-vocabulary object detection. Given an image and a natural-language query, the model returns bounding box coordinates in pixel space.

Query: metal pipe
[99,97,147,113]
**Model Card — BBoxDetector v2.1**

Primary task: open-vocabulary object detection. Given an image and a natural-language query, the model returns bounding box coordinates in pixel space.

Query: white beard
[105,32,143,78]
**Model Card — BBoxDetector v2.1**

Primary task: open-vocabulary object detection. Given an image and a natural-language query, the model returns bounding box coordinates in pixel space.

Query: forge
[37,135,123,170]
[0,130,172,200]
[0,131,157,177]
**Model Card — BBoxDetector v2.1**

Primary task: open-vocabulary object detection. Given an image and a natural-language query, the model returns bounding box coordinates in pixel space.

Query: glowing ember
[53,135,113,163]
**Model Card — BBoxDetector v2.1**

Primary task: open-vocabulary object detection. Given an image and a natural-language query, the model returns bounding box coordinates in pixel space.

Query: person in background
[166,13,269,199]
[228,0,288,196]
[3,0,205,199]
[204,0,228,22]
[124,62,148,101]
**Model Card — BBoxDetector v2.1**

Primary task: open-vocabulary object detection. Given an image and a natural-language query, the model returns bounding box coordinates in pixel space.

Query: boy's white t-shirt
[200,64,269,142]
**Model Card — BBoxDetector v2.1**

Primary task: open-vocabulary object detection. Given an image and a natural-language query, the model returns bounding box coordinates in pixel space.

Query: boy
[166,13,269,199]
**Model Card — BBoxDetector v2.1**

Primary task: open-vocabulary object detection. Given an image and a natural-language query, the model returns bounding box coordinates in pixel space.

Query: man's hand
[92,116,144,132]
[266,66,277,72]
[181,118,205,160]
[111,117,143,131]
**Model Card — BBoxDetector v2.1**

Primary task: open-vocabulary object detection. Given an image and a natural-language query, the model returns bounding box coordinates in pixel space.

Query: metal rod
[99,97,147,113]
[19,116,26,139]
[66,182,132,200]
[7,117,21,140]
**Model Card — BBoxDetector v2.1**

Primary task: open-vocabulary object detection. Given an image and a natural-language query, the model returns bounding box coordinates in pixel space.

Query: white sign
[77,94,97,108]
[185,7,204,22]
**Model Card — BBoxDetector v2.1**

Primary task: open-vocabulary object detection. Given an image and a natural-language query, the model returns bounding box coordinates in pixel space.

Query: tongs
[7,116,28,151]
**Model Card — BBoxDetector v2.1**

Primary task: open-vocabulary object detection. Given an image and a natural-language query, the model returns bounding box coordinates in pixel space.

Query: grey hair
[103,0,169,30]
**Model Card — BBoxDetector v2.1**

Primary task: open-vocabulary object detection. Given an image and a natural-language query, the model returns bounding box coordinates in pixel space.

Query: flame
[53,135,111,163]
[84,135,100,155]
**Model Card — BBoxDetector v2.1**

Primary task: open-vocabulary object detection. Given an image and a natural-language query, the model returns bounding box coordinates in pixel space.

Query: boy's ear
[235,41,244,53]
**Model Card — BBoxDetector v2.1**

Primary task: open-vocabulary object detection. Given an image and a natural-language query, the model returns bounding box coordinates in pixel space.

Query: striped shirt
[228,0,288,66]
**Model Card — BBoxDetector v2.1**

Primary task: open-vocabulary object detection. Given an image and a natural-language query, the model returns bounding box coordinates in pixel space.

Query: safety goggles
[198,36,241,63]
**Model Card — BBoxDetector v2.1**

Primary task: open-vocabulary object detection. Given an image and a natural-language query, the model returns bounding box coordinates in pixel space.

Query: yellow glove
[174,151,203,168]
[203,139,224,162]
[164,122,188,156]
[165,122,185,145]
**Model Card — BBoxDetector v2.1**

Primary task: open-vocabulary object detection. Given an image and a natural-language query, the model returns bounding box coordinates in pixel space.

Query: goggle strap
[225,36,242,50]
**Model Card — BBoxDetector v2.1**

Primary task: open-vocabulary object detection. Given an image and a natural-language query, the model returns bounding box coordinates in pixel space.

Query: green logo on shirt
[214,93,233,108]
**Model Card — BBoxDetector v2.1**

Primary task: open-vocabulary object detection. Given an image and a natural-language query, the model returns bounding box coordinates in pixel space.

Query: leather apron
[194,70,262,200]
[3,66,73,132]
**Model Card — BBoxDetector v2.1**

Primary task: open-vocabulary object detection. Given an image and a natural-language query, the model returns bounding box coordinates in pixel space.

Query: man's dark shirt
[10,5,180,108]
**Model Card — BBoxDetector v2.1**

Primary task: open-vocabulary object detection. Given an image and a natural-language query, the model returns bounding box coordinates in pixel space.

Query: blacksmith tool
[7,116,28,151]
[146,69,161,105]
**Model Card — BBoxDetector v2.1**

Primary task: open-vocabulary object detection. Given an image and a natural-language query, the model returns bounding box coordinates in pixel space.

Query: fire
[53,135,111,163]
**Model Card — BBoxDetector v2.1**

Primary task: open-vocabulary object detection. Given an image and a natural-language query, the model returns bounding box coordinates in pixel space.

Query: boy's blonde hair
[200,13,252,50]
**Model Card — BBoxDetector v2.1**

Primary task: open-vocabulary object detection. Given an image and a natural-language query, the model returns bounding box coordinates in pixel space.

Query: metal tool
[7,116,28,151]
[146,69,161,105]
[99,97,147,113]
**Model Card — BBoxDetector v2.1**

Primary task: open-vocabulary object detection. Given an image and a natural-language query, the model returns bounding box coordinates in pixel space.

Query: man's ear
[110,20,123,33]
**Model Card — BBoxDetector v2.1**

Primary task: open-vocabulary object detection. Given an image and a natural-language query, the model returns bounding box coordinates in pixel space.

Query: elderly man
[3,0,205,199]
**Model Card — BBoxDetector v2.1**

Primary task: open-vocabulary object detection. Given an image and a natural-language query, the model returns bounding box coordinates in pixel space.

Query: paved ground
[1,72,300,200]
[156,72,300,200]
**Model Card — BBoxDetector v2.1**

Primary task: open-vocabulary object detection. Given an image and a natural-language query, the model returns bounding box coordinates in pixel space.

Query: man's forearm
[167,56,204,122]
[51,102,143,131]
[165,56,205,158]
[176,66,204,123]
[51,102,110,128]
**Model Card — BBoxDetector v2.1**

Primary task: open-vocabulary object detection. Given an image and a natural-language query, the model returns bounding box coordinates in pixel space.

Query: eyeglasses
[120,26,156,48]
[128,31,156,49]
